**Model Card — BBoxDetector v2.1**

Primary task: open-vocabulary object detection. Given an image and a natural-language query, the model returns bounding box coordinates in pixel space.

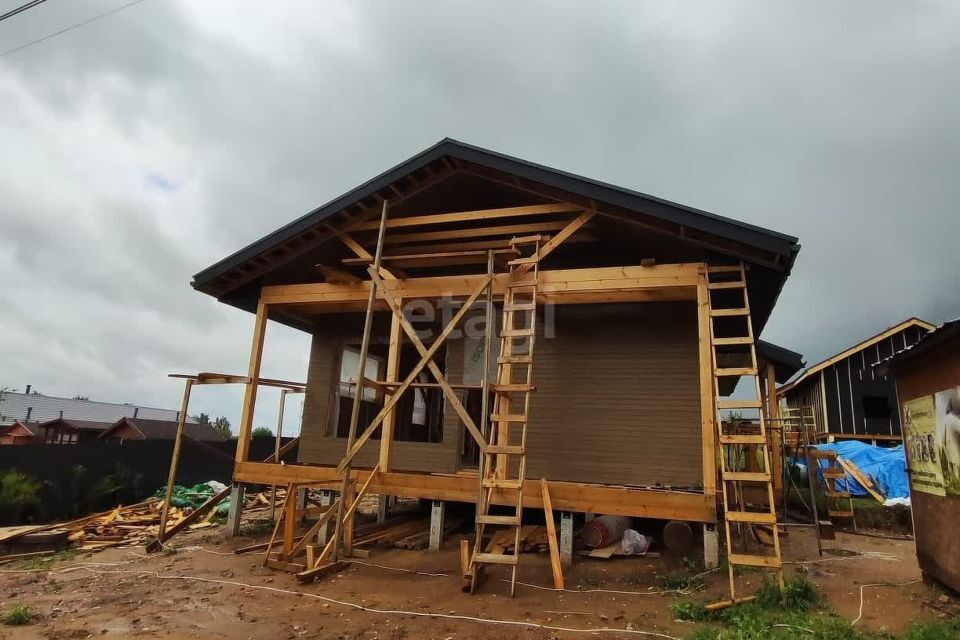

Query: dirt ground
[0,523,953,640]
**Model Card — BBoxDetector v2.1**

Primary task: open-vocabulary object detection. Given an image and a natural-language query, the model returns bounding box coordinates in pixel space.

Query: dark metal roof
[192,138,800,290]
[100,417,227,443]
[756,340,805,383]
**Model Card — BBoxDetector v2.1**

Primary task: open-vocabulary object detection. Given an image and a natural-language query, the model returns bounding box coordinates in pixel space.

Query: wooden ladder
[469,236,541,596]
[706,262,784,601]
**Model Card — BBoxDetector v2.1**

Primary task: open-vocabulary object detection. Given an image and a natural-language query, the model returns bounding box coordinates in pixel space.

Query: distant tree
[212,416,232,440]
[252,426,274,438]
[194,413,211,426]
[73,395,90,401]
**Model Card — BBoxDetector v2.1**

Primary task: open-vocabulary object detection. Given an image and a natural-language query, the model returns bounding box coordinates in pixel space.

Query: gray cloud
[1,0,958,430]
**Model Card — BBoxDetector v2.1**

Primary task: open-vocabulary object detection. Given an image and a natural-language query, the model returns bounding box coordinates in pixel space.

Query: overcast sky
[2,0,958,434]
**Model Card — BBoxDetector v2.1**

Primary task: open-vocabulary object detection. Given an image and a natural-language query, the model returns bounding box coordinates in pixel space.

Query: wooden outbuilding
[99,417,227,443]
[777,317,934,444]
[879,318,960,593]
[0,420,41,445]
[190,139,801,593]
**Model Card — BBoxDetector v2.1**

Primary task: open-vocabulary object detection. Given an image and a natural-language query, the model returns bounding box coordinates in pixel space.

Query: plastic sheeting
[812,441,910,499]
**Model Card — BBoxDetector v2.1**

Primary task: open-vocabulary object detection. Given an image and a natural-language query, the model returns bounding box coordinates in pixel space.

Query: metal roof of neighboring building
[0,390,197,426]
[100,417,227,443]
[878,317,960,373]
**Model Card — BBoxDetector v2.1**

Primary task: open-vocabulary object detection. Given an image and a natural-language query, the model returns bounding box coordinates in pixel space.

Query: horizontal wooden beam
[347,203,581,231]
[377,221,576,246]
[234,462,716,522]
[261,263,700,307]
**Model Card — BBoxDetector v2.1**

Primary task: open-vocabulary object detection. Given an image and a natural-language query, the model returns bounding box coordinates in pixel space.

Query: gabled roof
[38,417,114,432]
[0,420,41,436]
[777,317,935,396]
[99,417,227,443]
[192,138,800,297]
[878,317,960,373]
[0,390,194,426]
[756,340,805,383]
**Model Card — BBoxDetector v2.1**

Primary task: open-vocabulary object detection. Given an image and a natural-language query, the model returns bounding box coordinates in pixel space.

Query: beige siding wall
[297,302,703,487]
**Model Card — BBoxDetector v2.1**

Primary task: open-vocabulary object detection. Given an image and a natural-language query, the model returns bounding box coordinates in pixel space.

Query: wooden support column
[236,300,269,464]
[696,268,717,500]
[379,301,403,472]
[158,378,194,538]
[765,362,783,501]
[429,500,446,551]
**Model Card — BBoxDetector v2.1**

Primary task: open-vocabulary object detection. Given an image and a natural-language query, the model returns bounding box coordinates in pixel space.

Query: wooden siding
[784,324,930,438]
[524,302,702,486]
[298,302,703,488]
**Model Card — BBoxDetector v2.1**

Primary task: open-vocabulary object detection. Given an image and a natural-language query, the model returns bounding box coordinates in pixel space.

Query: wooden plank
[348,203,581,231]
[379,306,403,472]
[147,485,229,552]
[296,560,348,583]
[836,458,885,502]
[541,479,564,589]
[236,301,268,463]
[234,462,718,522]
[516,210,595,274]
[380,221,573,245]
[157,379,194,539]
[323,224,400,280]
[696,272,717,500]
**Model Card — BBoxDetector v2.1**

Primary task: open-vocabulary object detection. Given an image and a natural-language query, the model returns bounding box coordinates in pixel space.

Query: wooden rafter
[377,220,576,246]
[323,224,403,279]
[515,210,595,274]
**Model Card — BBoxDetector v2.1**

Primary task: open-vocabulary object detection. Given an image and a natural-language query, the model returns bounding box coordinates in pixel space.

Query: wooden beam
[765,362,783,500]
[148,484,229,552]
[541,479,564,589]
[323,224,401,280]
[347,203,580,231]
[157,378,194,538]
[236,301,268,463]
[385,235,594,256]
[696,269,717,501]
[261,263,700,306]
[315,265,361,284]
[516,210,595,274]
[379,307,402,472]
[234,462,718,522]
[378,221,574,246]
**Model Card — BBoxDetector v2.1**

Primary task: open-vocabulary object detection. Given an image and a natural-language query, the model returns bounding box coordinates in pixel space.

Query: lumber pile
[484,524,550,555]
[0,498,220,555]
[353,515,467,550]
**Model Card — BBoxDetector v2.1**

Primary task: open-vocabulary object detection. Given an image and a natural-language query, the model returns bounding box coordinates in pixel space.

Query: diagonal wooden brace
[335,274,491,474]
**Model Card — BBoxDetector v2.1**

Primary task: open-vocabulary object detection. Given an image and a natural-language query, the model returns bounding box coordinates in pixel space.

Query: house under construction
[188,139,802,599]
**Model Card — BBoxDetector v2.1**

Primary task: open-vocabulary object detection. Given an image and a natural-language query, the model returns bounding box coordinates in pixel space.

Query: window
[334,347,384,438]
[862,395,892,420]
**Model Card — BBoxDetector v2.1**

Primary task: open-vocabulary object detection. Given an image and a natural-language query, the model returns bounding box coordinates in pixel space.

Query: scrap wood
[541,478,564,590]
[836,458,885,503]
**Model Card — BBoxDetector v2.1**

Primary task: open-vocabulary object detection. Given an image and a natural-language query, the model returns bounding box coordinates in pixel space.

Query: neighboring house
[0,420,42,445]
[878,318,960,593]
[37,418,115,444]
[191,138,803,569]
[777,317,935,443]
[0,387,196,427]
[99,417,227,443]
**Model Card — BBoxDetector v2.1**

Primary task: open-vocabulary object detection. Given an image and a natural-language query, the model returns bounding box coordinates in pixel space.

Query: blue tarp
[811,441,910,499]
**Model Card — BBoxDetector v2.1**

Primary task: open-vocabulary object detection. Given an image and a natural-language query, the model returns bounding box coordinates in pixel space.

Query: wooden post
[332,200,390,562]
[237,300,269,464]
[270,389,288,522]
[283,488,297,558]
[158,378,194,538]
[378,302,402,472]
[696,269,717,500]
[765,362,784,501]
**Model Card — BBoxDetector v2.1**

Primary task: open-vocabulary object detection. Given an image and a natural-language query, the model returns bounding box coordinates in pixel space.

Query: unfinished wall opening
[862,394,892,421]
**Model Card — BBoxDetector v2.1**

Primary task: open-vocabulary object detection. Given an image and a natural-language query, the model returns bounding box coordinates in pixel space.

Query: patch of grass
[574,570,604,590]
[10,549,78,571]
[2,604,35,626]
[903,618,960,640]
[755,574,821,612]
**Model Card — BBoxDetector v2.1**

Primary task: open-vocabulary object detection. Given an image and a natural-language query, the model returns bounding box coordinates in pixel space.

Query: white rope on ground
[60,567,682,639]
[343,559,449,577]
[851,579,921,626]
[784,550,899,565]
[509,579,693,596]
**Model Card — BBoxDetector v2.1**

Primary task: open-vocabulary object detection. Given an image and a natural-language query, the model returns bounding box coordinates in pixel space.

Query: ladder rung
[502,327,535,338]
[719,435,766,445]
[707,281,746,290]
[493,383,536,393]
[485,445,525,455]
[725,511,776,524]
[717,399,762,410]
[712,336,753,346]
[474,552,519,566]
[825,491,849,498]
[482,478,523,490]
[710,308,750,317]
[828,510,854,518]
[728,553,781,568]
[490,414,527,423]
[476,514,521,526]
[822,471,846,479]
[723,471,771,482]
[497,355,532,365]
[504,302,536,312]
[714,367,757,377]
[707,266,743,274]
[506,280,538,289]
[507,256,538,266]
